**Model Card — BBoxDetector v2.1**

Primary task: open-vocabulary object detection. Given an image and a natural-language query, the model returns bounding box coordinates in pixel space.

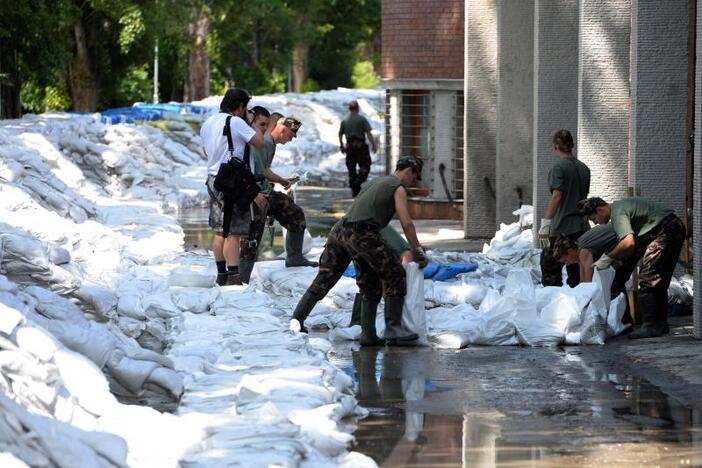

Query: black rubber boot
[628,292,666,339]
[655,288,670,334]
[216,273,228,286]
[291,292,319,333]
[349,293,362,327]
[359,299,385,346]
[285,230,319,267]
[383,296,418,346]
[239,259,255,284]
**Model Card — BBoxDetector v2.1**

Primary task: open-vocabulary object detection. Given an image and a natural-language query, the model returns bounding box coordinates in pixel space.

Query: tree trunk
[68,20,97,112]
[186,11,210,101]
[291,44,309,92]
[0,39,21,119]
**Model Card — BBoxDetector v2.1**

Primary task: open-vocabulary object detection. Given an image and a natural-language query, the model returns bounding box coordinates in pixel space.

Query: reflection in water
[349,347,702,467]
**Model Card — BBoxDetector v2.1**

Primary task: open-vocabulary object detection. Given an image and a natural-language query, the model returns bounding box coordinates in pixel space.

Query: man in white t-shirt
[201,88,266,286]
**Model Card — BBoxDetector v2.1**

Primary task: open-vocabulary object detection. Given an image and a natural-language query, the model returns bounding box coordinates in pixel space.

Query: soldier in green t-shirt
[339,100,377,197]
[238,108,318,283]
[537,130,591,288]
[577,196,686,338]
[553,224,637,323]
[291,157,428,347]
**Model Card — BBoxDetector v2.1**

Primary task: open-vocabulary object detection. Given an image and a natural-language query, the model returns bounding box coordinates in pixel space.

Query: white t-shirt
[201,112,257,175]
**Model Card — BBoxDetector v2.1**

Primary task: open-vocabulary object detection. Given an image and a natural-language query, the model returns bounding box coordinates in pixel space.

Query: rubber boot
[258,224,278,261]
[383,296,418,346]
[359,299,385,346]
[239,259,255,284]
[225,272,242,286]
[656,288,670,334]
[285,230,319,267]
[290,292,318,333]
[216,273,228,286]
[628,292,666,339]
[349,293,362,327]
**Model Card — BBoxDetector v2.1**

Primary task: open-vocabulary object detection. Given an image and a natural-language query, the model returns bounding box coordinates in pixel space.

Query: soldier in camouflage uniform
[537,130,591,287]
[238,111,318,283]
[339,100,377,197]
[290,157,428,347]
[578,196,685,339]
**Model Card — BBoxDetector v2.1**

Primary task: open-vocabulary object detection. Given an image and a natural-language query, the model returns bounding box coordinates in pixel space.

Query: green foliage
[117,64,152,103]
[301,79,320,92]
[2,0,379,115]
[351,60,380,89]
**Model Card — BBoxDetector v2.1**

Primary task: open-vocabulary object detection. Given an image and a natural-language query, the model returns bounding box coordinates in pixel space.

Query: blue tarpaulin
[343,262,478,282]
[98,102,211,124]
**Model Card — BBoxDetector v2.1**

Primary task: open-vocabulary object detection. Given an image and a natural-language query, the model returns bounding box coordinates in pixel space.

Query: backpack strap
[223,115,234,158]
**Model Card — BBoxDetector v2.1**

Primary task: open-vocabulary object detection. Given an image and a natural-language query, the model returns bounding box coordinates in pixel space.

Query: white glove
[594,254,614,270]
[538,218,552,236]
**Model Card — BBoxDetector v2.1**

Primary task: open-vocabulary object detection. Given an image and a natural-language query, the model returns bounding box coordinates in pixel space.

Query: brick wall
[382,0,465,80]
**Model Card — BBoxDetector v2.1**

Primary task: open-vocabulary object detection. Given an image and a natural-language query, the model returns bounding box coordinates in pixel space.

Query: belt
[343,220,380,231]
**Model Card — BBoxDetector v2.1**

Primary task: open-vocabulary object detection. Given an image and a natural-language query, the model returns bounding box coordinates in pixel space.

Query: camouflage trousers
[345,138,371,197]
[540,231,586,287]
[306,220,406,303]
[239,191,307,262]
[636,214,685,295]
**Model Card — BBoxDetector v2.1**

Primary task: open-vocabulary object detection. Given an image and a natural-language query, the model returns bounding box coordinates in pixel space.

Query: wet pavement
[178,187,702,467]
[329,343,702,467]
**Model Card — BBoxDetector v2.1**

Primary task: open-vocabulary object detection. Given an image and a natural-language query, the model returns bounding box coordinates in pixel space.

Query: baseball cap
[396,157,423,180]
[280,117,302,137]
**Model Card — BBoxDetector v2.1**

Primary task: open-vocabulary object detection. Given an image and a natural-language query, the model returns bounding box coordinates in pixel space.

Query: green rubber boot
[291,292,319,333]
[238,259,255,284]
[383,296,418,346]
[285,230,319,268]
[359,299,385,346]
[628,292,667,339]
[349,293,362,327]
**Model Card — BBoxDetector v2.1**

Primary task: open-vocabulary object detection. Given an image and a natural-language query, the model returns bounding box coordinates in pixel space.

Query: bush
[117,64,152,103]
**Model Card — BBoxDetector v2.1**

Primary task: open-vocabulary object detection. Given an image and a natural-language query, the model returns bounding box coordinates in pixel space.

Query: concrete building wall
[496,0,534,223]
[532,0,579,241]
[577,0,631,201]
[464,0,498,237]
[694,0,701,340]
[630,0,689,217]
[382,0,464,80]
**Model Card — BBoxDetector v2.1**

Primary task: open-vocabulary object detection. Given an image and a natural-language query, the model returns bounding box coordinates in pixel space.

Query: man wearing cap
[238,114,319,283]
[553,224,637,322]
[339,100,377,197]
[290,157,428,347]
[201,88,267,286]
[577,196,686,338]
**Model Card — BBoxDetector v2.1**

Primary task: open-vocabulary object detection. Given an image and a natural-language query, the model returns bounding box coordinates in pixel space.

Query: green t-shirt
[381,225,410,255]
[250,134,276,193]
[345,176,402,228]
[339,112,371,140]
[547,157,591,236]
[577,224,618,261]
[610,197,673,239]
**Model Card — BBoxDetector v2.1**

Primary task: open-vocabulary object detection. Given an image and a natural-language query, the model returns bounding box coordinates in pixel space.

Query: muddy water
[329,344,702,467]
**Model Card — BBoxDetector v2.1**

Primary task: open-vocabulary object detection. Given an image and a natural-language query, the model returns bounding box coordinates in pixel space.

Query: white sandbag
[401,262,428,345]
[327,325,361,342]
[606,293,629,338]
[433,331,470,349]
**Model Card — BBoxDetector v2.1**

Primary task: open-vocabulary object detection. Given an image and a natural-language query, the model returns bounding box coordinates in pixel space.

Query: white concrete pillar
[496,0,534,223]
[577,0,631,201]
[388,89,401,173]
[532,0,579,243]
[631,0,688,216]
[432,90,456,199]
[464,0,498,238]
[694,0,701,340]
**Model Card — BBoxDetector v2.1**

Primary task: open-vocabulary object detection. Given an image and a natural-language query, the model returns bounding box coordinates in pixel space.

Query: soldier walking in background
[339,100,377,197]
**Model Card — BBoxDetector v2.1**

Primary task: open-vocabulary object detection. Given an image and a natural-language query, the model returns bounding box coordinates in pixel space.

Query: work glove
[594,254,614,270]
[412,247,429,269]
[538,219,552,249]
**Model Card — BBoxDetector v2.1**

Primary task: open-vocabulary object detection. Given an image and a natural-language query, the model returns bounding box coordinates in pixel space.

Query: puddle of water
[330,345,702,467]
